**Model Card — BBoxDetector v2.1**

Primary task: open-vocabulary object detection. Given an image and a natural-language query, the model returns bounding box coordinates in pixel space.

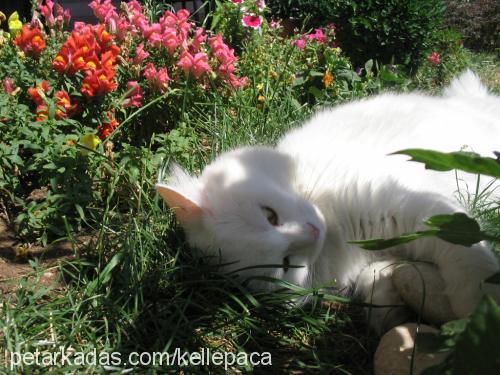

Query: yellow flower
[256,83,264,91]
[79,134,100,155]
[15,246,29,259]
[17,51,25,60]
[323,71,334,88]
[8,12,22,37]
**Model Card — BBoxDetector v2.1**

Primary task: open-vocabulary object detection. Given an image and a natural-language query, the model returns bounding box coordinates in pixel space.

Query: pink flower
[159,11,177,28]
[133,43,149,65]
[292,39,306,50]
[190,27,206,52]
[427,51,441,66]
[177,51,210,78]
[162,28,181,54]
[144,63,169,92]
[55,4,71,26]
[89,0,119,32]
[305,28,327,43]
[157,68,169,89]
[122,81,143,108]
[231,0,244,4]
[256,0,266,9]
[3,78,15,94]
[39,0,71,29]
[125,0,143,15]
[39,0,55,27]
[209,35,236,64]
[269,19,281,29]
[229,76,248,89]
[242,14,262,29]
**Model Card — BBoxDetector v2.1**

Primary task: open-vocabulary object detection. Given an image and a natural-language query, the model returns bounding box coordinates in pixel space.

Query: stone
[374,323,448,375]
[393,263,457,323]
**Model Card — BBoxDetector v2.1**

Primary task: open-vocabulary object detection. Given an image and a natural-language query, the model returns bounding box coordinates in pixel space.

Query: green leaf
[349,230,436,250]
[425,213,485,247]
[309,70,325,77]
[364,59,374,73]
[350,213,490,250]
[393,149,500,178]
[451,296,500,373]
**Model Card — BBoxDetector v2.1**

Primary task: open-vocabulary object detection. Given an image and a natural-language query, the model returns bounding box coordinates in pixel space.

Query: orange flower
[14,25,46,58]
[52,25,119,78]
[35,105,49,122]
[53,49,70,74]
[323,71,334,88]
[81,68,117,98]
[27,81,50,106]
[97,112,119,139]
[54,90,78,119]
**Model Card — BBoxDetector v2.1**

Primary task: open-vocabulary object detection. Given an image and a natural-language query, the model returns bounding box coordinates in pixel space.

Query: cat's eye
[262,206,279,226]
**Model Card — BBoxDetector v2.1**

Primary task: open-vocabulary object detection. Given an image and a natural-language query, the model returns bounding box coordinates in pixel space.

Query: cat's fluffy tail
[444,69,489,98]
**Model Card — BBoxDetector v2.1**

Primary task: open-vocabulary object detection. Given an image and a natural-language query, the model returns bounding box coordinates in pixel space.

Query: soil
[0,214,92,295]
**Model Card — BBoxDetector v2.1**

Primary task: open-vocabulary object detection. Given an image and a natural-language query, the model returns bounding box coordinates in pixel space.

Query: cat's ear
[156,163,205,225]
[156,183,203,225]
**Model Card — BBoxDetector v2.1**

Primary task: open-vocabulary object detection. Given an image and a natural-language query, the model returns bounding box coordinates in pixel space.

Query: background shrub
[444,0,500,51]
[268,0,446,71]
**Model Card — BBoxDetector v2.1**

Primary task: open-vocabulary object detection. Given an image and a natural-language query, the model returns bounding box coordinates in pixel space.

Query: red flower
[35,105,49,122]
[52,25,120,78]
[97,112,119,139]
[427,51,440,66]
[27,81,50,106]
[54,90,78,119]
[81,68,117,98]
[14,25,46,58]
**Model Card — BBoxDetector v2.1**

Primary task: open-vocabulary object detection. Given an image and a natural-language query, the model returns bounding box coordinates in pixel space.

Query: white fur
[158,70,500,333]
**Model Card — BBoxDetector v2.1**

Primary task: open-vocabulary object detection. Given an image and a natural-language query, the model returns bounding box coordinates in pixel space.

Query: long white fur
[157,70,500,333]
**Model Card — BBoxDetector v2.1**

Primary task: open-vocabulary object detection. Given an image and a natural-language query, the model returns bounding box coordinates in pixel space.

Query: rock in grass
[393,263,456,323]
[374,323,447,375]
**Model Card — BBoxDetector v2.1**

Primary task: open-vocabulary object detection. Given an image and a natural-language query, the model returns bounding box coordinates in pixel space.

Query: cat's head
[156,146,326,289]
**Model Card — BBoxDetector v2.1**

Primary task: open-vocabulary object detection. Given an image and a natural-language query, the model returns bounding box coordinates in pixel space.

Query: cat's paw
[392,262,456,323]
[356,260,412,334]
[436,243,499,318]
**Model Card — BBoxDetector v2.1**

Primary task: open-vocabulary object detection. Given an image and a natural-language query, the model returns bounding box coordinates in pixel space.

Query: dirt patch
[0,215,92,295]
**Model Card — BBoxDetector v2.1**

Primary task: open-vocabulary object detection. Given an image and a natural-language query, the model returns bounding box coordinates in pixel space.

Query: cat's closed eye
[262,206,279,226]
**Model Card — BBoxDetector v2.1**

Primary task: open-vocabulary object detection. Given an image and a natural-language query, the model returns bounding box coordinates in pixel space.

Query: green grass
[469,52,500,93]
[1,50,499,374]
[0,61,376,374]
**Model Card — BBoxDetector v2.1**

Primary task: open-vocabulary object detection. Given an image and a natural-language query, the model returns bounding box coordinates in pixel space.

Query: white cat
[156,70,500,333]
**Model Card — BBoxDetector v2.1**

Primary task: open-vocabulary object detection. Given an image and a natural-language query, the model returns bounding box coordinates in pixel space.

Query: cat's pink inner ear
[156,184,203,224]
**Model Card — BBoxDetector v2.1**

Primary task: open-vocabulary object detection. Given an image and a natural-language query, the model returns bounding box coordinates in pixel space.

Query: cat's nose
[307,222,320,241]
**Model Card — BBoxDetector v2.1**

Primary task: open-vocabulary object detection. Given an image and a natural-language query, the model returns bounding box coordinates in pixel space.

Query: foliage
[268,0,447,71]
[351,148,500,373]
[0,1,497,373]
[0,0,247,243]
[413,28,470,90]
[419,297,500,374]
[445,0,500,51]
[351,149,500,251]
[210,0,267,52]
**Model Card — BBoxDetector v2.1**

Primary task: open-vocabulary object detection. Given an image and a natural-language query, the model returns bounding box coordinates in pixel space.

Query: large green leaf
[425,213,485,246]
[451,297,500,373]
[350,213,495,250]
[393,149,500,178]
[348,230,436,250]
